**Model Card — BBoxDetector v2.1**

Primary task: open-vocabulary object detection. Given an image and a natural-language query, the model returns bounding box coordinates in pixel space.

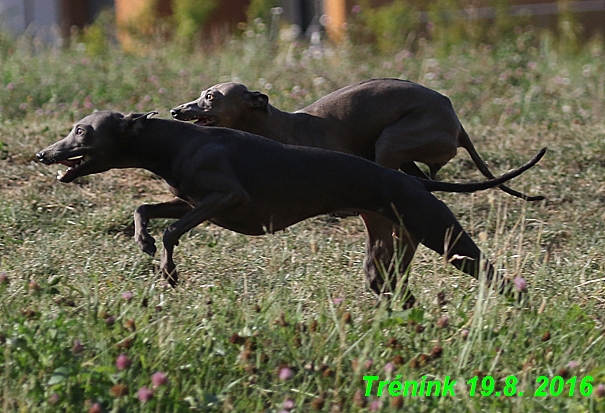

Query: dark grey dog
[170,79,545,294]
[37,111,545,305]
[171,79,542,198]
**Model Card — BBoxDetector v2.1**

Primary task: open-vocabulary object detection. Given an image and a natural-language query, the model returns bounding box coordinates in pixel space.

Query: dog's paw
[160,251,178,287]
[135,232,157,256]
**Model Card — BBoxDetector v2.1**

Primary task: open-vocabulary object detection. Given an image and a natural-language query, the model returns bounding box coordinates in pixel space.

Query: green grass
[0,22,605,412]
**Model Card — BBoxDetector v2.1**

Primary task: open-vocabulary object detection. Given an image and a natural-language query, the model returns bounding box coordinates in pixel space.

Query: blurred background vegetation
[0,0,602,125]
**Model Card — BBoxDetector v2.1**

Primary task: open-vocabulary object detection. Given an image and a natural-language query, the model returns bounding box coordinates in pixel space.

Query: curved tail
[458,127,545,201]
[422,147,547,193]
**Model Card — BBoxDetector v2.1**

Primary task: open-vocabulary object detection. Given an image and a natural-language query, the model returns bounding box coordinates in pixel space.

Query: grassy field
[1,21,605,412]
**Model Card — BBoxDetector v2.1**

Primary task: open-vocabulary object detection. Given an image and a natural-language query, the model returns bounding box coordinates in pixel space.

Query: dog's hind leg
[360,213,419,308]
[400,162,430,179]
[388,189,512,297]
[374,120,458,176]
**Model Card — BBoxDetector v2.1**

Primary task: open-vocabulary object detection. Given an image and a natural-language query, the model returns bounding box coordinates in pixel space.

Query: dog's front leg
[134,198,193,256]
[160,191,249,286]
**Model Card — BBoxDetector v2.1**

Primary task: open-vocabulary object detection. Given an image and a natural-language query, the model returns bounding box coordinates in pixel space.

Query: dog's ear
[245,91,270,113]
[123,111,158,135]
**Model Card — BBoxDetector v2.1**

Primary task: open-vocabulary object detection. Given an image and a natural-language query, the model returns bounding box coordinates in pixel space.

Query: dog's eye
[205,93,214,101]
[75,127,84,136]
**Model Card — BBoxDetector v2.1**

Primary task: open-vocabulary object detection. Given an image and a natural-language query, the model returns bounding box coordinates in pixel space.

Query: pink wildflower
[137,386,154,402]
[88,402,102,413]
[513,277,527,292]
[384,362,395,374]
[151,371,169,388]
[283,398,295,410]
[116,354,132,370]
[278,366,294,381]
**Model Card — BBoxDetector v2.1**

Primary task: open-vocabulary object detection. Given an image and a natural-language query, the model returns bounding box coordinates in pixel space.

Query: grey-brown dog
[170,79,544,294]
[37,111,545,305]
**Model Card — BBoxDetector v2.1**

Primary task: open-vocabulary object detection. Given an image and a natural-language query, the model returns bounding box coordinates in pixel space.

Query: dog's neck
[239,105,319,147]
[120,120,190,184]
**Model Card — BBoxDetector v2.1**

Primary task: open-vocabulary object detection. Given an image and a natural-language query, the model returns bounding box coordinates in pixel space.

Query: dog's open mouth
[194,116,217,126]
[55,154,92,182]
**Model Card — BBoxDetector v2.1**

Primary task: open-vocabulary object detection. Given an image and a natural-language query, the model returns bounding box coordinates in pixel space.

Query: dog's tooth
[67,155,83,161]
[57,170,65,180]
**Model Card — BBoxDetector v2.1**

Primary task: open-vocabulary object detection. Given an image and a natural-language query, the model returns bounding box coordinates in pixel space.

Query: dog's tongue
[59,159,79,168]
[58,155,84,168]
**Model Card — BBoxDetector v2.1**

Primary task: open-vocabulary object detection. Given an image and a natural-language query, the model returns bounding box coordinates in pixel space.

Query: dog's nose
[170,109,178,118]
[36,151,52,164]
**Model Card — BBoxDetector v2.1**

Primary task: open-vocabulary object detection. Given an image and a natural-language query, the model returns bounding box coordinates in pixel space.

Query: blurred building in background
[0,0,113,43]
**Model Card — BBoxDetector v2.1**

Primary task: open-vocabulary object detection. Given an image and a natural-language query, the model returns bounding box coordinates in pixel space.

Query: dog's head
[36,111,157,183]
[170,82,269,128]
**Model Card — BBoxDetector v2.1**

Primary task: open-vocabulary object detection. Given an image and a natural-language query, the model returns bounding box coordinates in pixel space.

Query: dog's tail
[458,127,545,201]
[421,147,547,193]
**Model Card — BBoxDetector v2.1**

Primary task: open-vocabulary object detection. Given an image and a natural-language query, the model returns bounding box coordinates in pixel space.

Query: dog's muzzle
[36,151,51,164]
